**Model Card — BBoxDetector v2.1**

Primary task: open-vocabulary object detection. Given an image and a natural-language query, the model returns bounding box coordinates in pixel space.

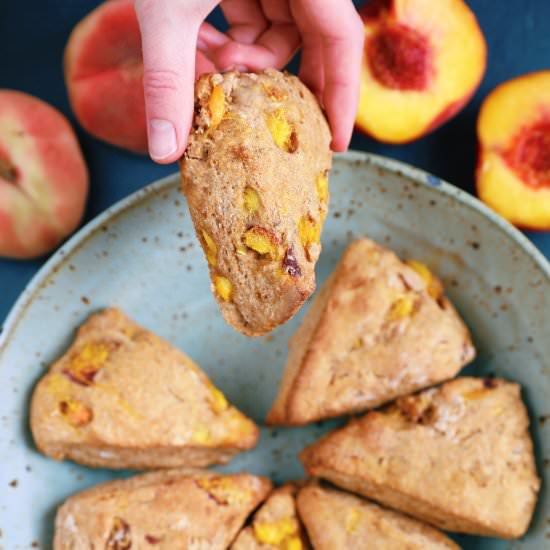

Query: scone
[53,468,271,549]
[30,308,258,469]
[268,239,475,425]
[297,482,459,550]
[180,69,332,336]
[232,483,310,550]
[300,377,540,538]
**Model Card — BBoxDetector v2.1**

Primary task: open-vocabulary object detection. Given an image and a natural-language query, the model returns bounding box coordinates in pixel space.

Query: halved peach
[356,0,487,143]
[0,90,88,259]
[476,71,550,230]
[65,0,147,153]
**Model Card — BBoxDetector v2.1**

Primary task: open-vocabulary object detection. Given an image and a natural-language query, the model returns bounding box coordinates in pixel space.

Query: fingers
[213,23,300,71]
[298,32,325,103]
[198,22,231,51]
[259,0,292,23]
[292,0,364,151]
[195,51,217,79]
[220,0,267,43]
[135,0,217,163]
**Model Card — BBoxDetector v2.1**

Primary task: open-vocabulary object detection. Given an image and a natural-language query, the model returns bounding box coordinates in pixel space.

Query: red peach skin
[0,90,88,259]
[64,0,147,153]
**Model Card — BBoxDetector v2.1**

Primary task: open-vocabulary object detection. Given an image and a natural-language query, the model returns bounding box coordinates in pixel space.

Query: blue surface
[1,0,549,323]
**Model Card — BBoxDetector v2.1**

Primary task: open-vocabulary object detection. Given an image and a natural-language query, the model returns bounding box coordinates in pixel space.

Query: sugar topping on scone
[267,238,475,425]
[53,469,271,549]
[30,308,259,469]
[232,482,309,550]
[181,69,332,336]
[297,482,460,549]
[300,376,540,538]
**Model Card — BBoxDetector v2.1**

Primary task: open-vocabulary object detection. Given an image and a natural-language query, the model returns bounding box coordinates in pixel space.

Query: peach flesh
[367,24,432,91]
[504,118,550,189]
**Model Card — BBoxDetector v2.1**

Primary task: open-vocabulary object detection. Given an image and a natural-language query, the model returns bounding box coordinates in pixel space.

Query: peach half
[65,0,147,153]
[356,0,487,143]
[477,71,550,230]
[0,90,88,259]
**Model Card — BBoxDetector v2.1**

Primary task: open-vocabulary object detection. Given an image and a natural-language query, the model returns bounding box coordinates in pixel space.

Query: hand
[135,0,364,163]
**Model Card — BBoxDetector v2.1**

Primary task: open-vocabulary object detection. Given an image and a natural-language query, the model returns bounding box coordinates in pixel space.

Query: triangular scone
[267,239,475,425]
[297,482,459,550]
[30,308,259,469]
[54,469,271,550]
[232,483,310,550]
[181,69,332,336]
[300,377,540,538]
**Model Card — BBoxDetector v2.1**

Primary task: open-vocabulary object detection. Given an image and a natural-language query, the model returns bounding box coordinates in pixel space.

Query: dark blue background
[1,0,549,323]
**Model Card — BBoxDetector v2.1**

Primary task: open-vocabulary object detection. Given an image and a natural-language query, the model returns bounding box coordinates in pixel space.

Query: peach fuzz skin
[476,71,550,231]
[0,90,88,259]
[355,0,487,144]
[65,0,147,154]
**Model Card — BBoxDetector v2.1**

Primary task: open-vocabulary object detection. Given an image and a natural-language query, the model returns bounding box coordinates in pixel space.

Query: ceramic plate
[0,151,548,549]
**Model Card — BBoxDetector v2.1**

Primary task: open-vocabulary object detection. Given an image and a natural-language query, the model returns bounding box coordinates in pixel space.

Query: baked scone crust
[232,483,310,550]
[300,377,540,538]
[268,239,475,425]
[54,468,271,549]
[30,308,259,469]
[181,69,332,336]
[297,482,459,550]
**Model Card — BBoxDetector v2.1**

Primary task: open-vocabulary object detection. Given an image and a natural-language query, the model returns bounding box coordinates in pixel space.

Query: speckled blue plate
[0,151,548,549]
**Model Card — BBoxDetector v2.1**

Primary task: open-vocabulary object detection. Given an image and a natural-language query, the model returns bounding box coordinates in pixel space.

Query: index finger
[291,0,364,151]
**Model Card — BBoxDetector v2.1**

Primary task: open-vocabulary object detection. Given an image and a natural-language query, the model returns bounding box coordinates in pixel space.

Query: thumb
[135,0,204,163]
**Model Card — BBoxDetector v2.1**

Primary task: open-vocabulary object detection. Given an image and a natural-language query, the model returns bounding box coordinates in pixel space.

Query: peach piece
[476,71,550,230]
[356,0,487,143]
[0,90,88,259]
[65,0,147,153]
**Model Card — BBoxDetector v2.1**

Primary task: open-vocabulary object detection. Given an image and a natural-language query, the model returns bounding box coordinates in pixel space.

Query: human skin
[134,0,364,162]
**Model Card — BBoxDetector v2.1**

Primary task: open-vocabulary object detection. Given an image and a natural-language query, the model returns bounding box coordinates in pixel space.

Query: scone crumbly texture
[267,238,475,425]
[300,377,540,538]
[30,308,259,469]
[297,482,459,550]
[232,483,310,550]
[53,468,272,550]
[181,69,332,336]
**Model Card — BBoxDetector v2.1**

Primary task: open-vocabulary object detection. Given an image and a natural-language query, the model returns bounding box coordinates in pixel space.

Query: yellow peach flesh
[477,71,550,228]
[357,0,486,143]
[208,85,225,128]
[214,275,232,302]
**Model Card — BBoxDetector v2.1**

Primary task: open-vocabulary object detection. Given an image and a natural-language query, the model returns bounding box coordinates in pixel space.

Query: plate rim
[1,149,549,358]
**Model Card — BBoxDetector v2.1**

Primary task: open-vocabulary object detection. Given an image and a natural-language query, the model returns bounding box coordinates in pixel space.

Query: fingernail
[149,119,177,160]
[197,37,208,51]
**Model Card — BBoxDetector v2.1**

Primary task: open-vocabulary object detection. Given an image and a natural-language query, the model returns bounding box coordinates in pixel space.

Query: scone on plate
[30,308,258,469]
[180,69,332,336]
[300,377,540,538]
[297,482,459,550]
[267,238,475,425]
[54,468,271,549]
[232,482,310,550]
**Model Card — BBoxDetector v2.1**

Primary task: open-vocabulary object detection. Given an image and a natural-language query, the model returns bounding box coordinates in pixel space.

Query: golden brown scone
[53,468,272,550]
[232,483,310,550]
[297,482,460,550]
[300,377,540,538]
[30,308,259,469]
[267,239,475,425]
[180,69,332,336]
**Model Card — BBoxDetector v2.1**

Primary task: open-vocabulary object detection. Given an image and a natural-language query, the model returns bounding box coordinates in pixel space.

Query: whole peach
[0,90,88,259]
